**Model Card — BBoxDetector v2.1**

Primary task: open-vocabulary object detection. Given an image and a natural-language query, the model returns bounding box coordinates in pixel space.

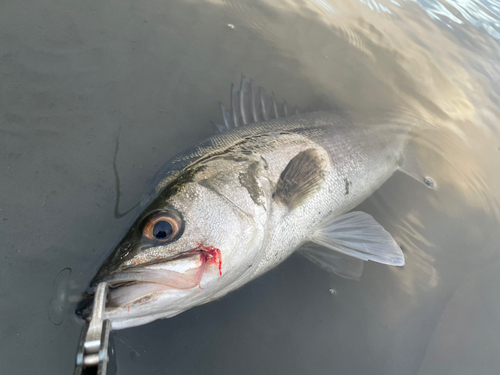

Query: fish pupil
[153,221,172,239]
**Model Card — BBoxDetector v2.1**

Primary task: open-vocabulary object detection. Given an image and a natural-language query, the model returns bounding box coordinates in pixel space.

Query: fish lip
[94,247,204,286]
[121,248,199,271]
[76,250,201,318]
[78,245,221,315]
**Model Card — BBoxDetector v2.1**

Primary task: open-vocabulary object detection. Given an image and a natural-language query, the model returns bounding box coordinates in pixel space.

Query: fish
[78,76,424,330]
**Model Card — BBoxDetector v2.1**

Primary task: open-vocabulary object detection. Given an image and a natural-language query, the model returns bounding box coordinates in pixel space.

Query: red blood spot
[193,243,222,276]
[128,306,130,312]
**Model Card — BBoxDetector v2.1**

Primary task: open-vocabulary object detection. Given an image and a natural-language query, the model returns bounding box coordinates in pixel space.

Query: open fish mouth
[100,245,222,307]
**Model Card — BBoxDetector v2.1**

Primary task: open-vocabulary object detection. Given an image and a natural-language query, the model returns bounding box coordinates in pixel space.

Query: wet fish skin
[85,93,407,329]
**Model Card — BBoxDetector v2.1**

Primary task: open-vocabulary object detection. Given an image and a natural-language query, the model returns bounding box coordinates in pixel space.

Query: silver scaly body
[80,79,409,329]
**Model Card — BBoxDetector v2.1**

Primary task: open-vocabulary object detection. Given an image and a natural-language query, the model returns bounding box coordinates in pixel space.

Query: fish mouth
[92,245,222,309]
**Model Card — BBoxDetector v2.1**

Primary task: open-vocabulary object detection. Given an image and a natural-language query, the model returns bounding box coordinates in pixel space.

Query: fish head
[81,153,271,328]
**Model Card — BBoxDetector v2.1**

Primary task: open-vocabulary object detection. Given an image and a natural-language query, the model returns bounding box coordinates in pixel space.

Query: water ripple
[414,0,500,41]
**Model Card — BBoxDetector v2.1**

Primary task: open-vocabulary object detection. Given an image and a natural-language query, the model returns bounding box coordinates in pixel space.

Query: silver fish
[81,76,417,330]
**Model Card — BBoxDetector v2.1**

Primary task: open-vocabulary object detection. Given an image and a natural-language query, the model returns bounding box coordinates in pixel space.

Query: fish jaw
[102,245,222,306]
[97,246,222,326]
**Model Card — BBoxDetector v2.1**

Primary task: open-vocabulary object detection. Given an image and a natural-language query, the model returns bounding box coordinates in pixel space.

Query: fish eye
[143,211,182,242]
[153,220,172,239]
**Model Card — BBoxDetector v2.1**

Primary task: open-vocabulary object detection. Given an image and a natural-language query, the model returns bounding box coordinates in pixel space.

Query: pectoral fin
[299,243,364,280]
[310,211,405,266]
[274,148,325,210]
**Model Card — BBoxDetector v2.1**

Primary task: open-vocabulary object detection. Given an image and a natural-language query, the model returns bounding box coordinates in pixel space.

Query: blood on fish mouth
[194,243,222,277]
[103,244,222,307]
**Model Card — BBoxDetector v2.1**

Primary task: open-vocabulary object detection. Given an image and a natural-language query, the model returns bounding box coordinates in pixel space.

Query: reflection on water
[417,0,500,41]
[2,0,500,374]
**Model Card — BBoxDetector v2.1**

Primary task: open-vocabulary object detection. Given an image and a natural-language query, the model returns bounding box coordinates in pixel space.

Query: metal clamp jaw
[75,283,117,375]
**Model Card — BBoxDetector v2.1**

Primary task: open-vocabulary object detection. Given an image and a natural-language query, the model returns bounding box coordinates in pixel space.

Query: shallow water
[2,0,500,374]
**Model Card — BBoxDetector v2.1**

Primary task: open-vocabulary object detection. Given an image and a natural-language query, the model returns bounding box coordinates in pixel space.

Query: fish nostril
[120,243,132,252]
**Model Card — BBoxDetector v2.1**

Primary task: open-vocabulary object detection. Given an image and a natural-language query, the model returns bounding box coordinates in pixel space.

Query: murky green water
[2,0,500,374]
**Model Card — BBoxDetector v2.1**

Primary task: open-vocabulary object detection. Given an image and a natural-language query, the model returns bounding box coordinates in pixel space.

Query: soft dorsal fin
[299,243,364,280]
[274,148,325,210]
[214,75,303,132]
[398,138,438,189]
[310,211,405,266]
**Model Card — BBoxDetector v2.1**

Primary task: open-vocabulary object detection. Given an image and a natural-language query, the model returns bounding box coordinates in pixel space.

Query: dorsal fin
[214,75,304,133]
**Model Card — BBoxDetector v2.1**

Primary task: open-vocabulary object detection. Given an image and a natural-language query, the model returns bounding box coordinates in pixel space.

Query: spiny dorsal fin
[274,148,325,210]
[213,75,304,133]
